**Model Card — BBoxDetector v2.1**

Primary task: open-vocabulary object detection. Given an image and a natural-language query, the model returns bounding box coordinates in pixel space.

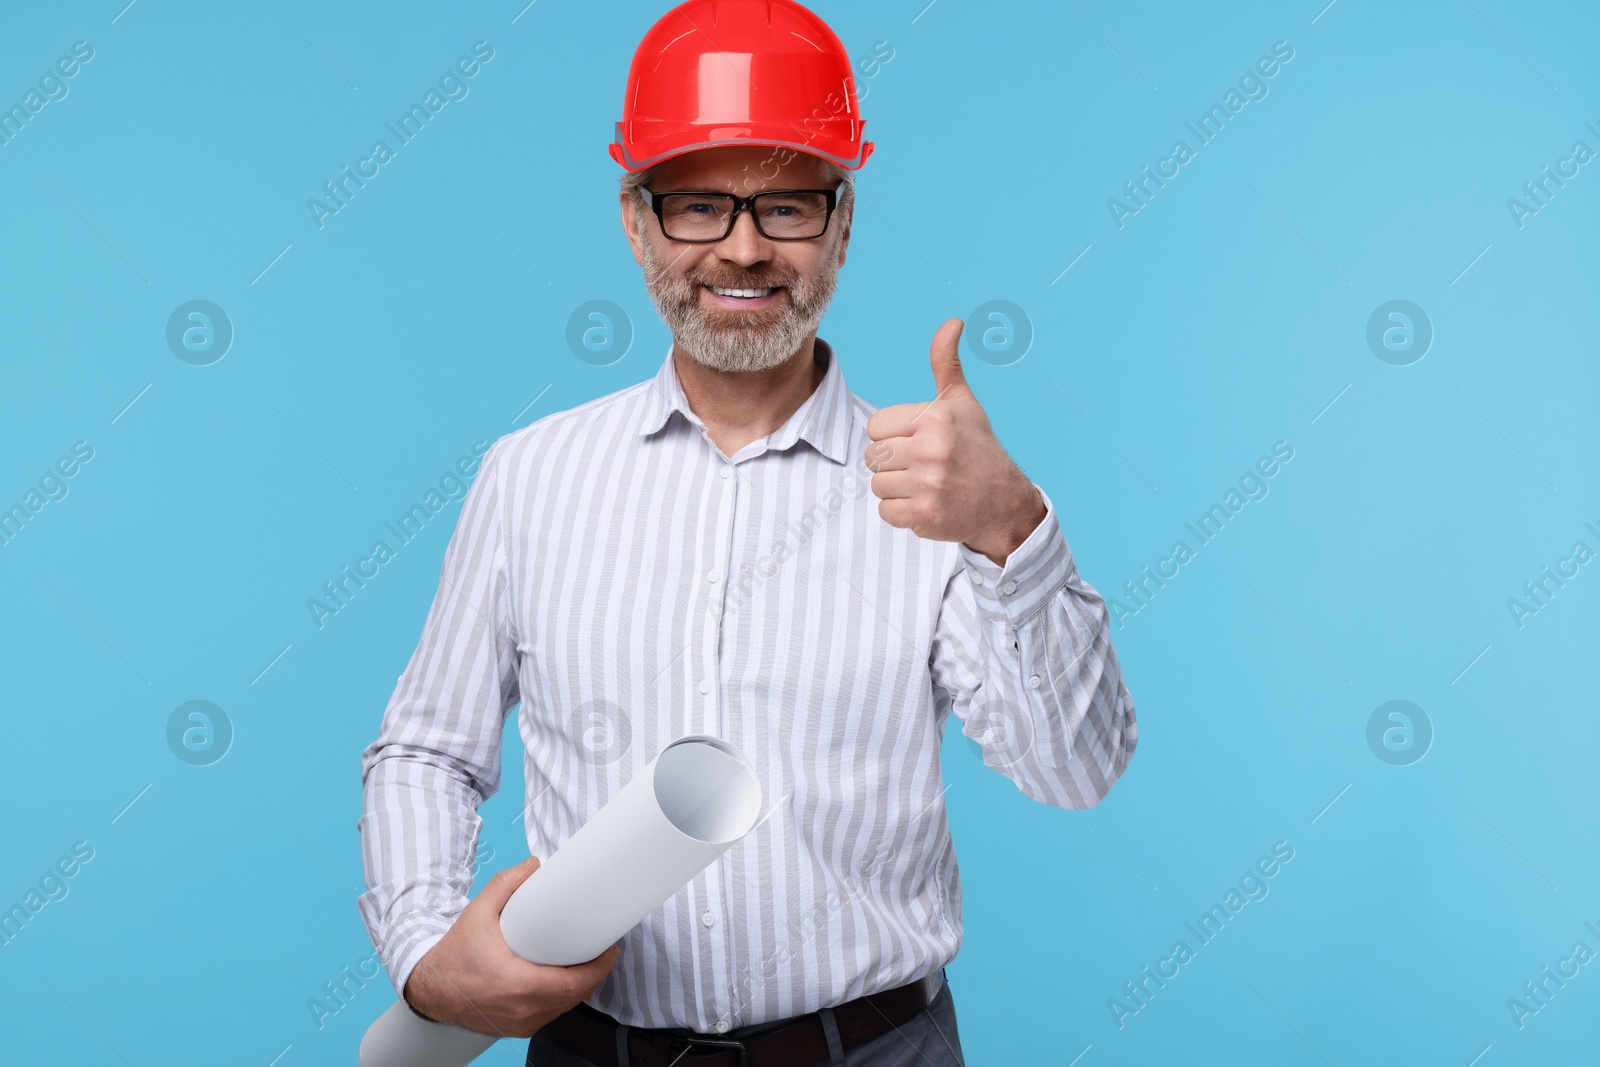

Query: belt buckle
[664,1034,750,1067]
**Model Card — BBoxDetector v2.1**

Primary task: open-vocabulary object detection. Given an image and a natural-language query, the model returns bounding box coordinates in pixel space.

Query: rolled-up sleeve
[356,439,520,999]
[929,484,1137,807]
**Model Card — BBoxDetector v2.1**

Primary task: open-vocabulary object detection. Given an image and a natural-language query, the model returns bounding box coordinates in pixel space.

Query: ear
[620,189,645,268]
[834,199,852,270]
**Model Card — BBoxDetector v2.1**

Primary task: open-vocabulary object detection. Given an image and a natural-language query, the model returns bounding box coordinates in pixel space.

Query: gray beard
[639,230,841,374]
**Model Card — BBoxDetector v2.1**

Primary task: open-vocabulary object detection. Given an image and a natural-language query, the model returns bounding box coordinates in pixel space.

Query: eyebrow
[654,183,837,194]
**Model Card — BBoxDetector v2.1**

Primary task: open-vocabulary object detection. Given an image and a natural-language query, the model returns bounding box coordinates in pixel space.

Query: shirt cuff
[370,908,454,1007]
[957,484,1076,624]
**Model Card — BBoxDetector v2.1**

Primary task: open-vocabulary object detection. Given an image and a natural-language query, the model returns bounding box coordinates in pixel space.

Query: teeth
[708,286,775,298]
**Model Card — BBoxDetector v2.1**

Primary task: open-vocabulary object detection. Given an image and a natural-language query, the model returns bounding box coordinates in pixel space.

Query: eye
[683,200,718,215]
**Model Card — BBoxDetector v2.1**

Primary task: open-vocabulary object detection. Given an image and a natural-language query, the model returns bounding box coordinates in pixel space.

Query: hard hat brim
[610,124,875,173]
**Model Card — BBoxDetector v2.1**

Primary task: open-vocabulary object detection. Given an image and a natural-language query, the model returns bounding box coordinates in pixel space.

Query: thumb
[929,317,968,397]
[475,855,541,915]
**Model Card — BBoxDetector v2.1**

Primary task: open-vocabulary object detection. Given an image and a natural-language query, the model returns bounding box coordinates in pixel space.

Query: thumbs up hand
[864,318,1047,565]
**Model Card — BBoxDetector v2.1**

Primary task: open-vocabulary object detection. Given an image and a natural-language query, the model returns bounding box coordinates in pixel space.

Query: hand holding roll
[403,855,623,1037]
[359,735,766,1067]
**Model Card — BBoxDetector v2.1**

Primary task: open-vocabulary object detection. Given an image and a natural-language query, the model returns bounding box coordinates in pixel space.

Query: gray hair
[620,154,854,236]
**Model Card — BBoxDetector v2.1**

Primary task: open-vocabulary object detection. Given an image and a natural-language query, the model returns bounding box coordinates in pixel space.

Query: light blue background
[2,1,1596,1064]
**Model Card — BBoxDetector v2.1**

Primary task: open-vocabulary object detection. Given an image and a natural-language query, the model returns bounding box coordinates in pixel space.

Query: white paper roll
[359,735,763,1067]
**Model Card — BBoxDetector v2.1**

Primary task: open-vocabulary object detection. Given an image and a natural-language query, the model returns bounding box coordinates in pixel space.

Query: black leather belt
[537,970,944,1067]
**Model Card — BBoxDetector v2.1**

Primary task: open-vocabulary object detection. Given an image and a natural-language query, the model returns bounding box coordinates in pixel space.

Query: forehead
[650,145,831,190]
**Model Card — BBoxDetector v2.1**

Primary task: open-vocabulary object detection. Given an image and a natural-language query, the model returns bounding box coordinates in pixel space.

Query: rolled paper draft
[358,735,764,1067]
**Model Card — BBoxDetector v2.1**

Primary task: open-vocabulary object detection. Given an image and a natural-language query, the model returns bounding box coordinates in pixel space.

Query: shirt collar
[637,338,853,466]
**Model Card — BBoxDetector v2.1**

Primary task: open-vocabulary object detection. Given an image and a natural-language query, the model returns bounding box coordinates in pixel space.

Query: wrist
[964,480,1045,565]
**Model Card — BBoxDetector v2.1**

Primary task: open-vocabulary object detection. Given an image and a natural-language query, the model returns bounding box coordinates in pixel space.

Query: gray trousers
[527,969,966,1067]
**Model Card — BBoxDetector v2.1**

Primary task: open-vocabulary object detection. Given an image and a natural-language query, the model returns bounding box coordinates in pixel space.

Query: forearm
[943,485,1138,807]
[358,746,488,1000]
[996,574,1138,806]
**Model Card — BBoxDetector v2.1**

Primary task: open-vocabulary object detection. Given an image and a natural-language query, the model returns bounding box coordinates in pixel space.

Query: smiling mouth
[701,284,785,308]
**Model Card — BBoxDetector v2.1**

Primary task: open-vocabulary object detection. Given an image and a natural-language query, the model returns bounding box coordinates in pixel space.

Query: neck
[673,335,827,458]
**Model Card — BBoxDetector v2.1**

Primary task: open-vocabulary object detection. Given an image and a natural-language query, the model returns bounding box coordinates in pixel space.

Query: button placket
[695,451,738,1030]
[702,461,737,718]
[697,859,730,1028]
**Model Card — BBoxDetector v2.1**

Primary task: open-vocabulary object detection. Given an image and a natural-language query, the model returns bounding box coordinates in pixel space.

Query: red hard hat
[609,0,875,172]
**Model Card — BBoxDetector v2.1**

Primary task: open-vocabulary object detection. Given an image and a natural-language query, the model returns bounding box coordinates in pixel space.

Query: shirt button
[1028,674,1042,689]
[971,573,984,586]
[708,570,720,583]
[701,911,715,928]
[720,467,731,479]
[714,1020,730,1033]
[699,679,711,694]
[1001,580,1017,595]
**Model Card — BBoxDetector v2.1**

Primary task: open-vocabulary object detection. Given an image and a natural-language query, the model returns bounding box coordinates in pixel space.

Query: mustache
[689,270,796,290]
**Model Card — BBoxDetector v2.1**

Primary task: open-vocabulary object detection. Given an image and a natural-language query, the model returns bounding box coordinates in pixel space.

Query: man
[357,2,1138,1065]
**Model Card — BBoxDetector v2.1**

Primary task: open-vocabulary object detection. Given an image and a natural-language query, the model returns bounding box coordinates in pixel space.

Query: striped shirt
[357,337,1138,1032]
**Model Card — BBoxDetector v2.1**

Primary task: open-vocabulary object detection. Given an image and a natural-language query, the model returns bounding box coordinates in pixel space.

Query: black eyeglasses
[639,182,845,242]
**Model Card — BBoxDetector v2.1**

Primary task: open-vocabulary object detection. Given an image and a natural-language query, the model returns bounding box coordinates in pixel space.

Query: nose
[715,205,775,267]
